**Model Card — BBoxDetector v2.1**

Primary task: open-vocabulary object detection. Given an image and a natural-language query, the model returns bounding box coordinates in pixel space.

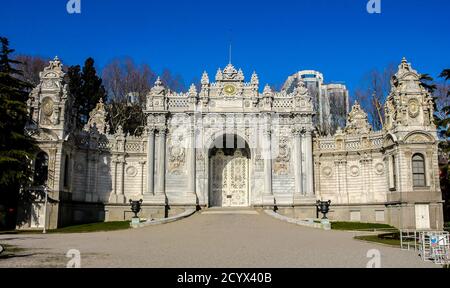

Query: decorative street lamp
[316,200,332,220]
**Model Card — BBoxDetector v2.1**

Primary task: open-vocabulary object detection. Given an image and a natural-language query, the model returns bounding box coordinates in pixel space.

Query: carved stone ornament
[84,98,109,134]
[344,101,372,135]
[349,165,360,177]
[75,162,84,173]
[322,166,333,177]
[408,98,420,118]
[375,163,385,175]
[168,135,186,174]
[40,97,54,125]
[126,165,138,177]
[274,138,290,175]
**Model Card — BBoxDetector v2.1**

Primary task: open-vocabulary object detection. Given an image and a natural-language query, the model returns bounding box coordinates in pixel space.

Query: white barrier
[401,230,450,265]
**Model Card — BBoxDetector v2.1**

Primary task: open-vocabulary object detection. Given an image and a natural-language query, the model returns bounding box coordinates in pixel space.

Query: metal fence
[401,230,450,265]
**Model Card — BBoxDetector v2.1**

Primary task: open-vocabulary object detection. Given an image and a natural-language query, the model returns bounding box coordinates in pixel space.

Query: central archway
[208,134,251,208]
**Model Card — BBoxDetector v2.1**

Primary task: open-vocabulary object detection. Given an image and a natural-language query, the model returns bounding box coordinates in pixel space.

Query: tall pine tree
[68,58,106,129]
[0,37,36,229]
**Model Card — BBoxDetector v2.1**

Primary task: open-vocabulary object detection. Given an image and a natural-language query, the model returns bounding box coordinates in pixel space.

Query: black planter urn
[316,200,332,220]
[130,199,143,218]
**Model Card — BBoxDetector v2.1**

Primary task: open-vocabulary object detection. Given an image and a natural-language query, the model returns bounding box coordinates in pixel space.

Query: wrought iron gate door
[211,150,249,207]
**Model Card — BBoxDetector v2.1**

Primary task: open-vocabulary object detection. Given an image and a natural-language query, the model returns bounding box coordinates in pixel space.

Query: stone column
[305,130,314,196]
[109,157,118,203]
[117,155,126,203]
[187,128,197,198]
[293,128,303,199]
[155,129,167,197]
[146,129,155,195]
[139,160,146,196]
[263,128,274,205]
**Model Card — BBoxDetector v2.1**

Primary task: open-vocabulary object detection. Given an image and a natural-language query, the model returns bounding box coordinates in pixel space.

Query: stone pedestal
[131,217,141,228]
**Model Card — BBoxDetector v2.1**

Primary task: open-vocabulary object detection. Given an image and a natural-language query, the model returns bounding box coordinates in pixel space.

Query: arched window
[412,154,426,187]
[34,152,49,186]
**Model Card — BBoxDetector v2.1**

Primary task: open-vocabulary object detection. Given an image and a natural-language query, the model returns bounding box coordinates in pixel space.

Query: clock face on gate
[224,84,236,96]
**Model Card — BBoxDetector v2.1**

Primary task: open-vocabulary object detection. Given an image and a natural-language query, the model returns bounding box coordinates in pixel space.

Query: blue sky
[2,0,450,95]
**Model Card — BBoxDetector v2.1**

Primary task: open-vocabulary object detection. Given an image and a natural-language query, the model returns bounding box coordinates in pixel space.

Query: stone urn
[129,199,143,219]
[316,200,332,220]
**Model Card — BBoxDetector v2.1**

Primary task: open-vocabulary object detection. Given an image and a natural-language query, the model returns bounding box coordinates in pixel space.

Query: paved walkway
[0,210,438,268]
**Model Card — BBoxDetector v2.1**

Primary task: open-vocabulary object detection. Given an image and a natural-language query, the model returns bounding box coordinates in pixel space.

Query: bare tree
[102,58,157,136]
[102,58,189,135]
[161,69,186,93]
[14,55,50,87]
[434,81,450,128]
[354,63,396,131]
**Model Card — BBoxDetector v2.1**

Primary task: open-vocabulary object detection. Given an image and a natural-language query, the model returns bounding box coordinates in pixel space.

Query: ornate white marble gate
[210,150,249,208]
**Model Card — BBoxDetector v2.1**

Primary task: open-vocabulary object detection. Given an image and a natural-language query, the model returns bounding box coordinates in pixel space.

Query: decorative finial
[201,71,209,85]
[263,84,272,95]
[155,76,163,86]
[216,68,223,81]
[251,71,259,85]
[189,83,197,95]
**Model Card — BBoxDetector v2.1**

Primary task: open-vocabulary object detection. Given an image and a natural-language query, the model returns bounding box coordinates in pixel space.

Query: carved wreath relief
[408,99,420,118]
[168,134,186,174]
[274,137,291,175]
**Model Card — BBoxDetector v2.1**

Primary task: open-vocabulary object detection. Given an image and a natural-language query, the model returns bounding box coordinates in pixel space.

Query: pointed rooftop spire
[251,71,259,85]
[263,84,272,95]
[201,71,209,85]
[155,76,163,86]
[189,83,197,95]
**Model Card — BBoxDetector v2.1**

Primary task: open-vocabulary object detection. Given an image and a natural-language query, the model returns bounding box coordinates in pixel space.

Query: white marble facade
[24,58,444,230]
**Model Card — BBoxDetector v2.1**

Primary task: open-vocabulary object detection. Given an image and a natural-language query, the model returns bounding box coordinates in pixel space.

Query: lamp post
[42,186,49,234]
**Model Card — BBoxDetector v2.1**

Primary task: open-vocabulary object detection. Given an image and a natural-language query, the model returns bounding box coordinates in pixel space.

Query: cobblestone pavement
[0,210,439,268]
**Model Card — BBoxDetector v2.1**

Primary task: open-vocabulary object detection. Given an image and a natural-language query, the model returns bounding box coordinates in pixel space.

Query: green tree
[0,37,36,229]
[68,58,106,129]
[436,69,450,222]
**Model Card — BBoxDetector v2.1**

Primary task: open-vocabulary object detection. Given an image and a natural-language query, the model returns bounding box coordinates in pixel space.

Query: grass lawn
[331,221,397,231]
[354,233,403,247]
[0,221,130,235]
[50,221,130,233]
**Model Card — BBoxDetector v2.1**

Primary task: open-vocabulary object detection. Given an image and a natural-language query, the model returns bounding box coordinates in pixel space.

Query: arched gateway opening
[209,134,251,208]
